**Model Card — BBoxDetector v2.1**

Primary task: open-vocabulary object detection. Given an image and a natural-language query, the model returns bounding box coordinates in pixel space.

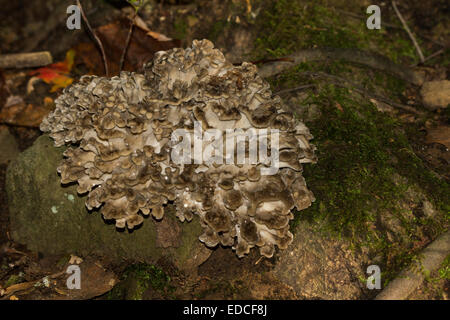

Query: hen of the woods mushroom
[40,40,316,258]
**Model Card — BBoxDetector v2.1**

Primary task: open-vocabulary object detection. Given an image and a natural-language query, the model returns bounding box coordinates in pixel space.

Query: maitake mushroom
[40,39,316,258]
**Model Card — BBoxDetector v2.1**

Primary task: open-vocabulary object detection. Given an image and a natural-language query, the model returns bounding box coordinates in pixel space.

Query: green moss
[252,0,424,64]
[107,263,173,300]
[267,55,448,283]
[438,255,450,280]
[173,17,188,40]
[4,273,24,287]
[209,20,229,42]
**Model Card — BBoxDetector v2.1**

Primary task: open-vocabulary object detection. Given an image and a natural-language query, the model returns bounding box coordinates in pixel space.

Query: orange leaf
[50,74,73,92]
[29,49,75,91]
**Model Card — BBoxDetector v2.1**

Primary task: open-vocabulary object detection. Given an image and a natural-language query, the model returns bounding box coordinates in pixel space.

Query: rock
[5,135,211,271]
[420,80,450,110]
[0,126,19,165]
[272,222,365,299]
[376,230,450,300]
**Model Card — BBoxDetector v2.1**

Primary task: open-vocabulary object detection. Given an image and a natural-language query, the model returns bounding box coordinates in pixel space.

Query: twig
[335,8,446,48]
[0,52,53,69]
[275,84,315,95]
[257,48,424,86]
[300,71,423,115]
[392,1,425,64]
[376,230,450,300]
[119,10,138,72]
[76,0,109,77]
[411,48,445,67]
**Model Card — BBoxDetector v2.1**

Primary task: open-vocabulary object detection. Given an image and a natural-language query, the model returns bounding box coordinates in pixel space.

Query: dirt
[0,0,448,300]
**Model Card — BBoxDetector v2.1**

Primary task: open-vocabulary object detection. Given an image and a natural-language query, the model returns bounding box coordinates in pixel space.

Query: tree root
[285,71,423,115]
[257,48,425,86]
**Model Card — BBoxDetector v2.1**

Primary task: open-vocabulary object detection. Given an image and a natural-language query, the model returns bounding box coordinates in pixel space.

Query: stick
[335,8,446,48]
[411,48,445,66]
[275,84,315,95]
[0,52,53,69]
[300,71,423,115]
[119,10,138,72]
[76,0,109,77]
[392,1,425,64]
[376,230,450,300]
[257,47,424,86]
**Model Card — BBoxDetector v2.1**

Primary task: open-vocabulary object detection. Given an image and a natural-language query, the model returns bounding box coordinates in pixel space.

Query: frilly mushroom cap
[40,39,316,258]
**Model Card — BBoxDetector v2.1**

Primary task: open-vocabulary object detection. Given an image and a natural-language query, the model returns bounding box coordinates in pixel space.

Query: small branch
[300,71,423,115]
[392,1,425,64]
[0,52,53,69]
[257,48,424,86]
[275,84,315,95]
[411,48,445,67]
[76,0,109,77]
[376,230,450,300]
[119,10,138,72]
[335,8,446,48]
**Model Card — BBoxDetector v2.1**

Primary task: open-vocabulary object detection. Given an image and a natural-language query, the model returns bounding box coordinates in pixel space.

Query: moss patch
[107,263,173,300]
[284,76,448,282]
[286,74,446,279]
[252,0,425,64]
[249,0,448,285]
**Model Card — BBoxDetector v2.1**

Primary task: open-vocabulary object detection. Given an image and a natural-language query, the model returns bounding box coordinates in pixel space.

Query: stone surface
[272,222,365,299]
[420,80,450,110]
[5,135,211,271]
[375,230,450,300]
[0,126,19,165]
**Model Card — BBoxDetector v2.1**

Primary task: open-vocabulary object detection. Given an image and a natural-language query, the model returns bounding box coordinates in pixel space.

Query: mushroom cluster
[40,39,316,258]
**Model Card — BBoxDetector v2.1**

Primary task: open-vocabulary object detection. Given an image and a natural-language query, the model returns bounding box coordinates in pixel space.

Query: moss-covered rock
[5,135,211,271]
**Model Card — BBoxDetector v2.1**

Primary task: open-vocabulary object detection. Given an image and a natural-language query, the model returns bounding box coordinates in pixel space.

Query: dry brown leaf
[54,287,68,296]
[0,101,53,127]
[426,125,450,149]
[133,13,174,41]
[74,17,180,76]
[51,259,118,300]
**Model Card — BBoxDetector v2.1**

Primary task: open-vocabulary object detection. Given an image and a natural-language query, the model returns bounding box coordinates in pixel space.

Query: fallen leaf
[43,96,54,108]
[54,287,68,296]
[147,30,173,42]
[426,125,450,149]
[4,95,24,108]
[74,16,180,76]
[132,12,174,42]
[0,100,54,127]
[51,259,118,300]
[29,49,75,92]
[69,254,83,265]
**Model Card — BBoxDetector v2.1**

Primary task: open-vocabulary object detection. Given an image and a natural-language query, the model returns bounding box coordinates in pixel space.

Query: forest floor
[0,0,448,300]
